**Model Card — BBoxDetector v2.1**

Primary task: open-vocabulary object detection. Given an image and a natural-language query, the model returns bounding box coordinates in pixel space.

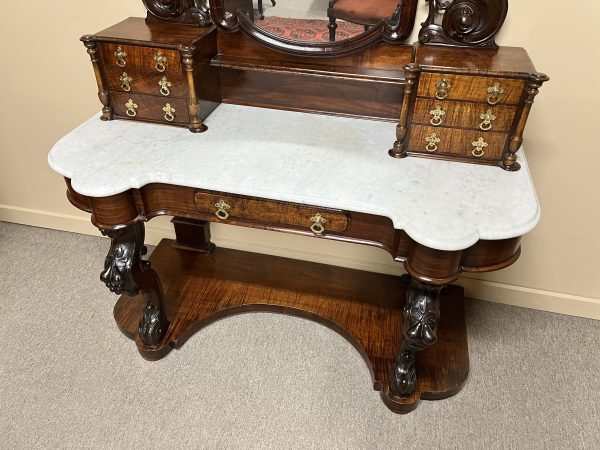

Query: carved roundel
[142,0,190,19]
[419,0,509,48]
[442,0,507,45]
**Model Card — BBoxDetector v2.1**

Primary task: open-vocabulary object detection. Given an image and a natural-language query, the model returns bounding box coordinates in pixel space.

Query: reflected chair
[327,0,399,42]
[258,0,276,20]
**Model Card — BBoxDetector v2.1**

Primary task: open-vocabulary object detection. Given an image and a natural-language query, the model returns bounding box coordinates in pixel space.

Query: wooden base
[113,239,469,413]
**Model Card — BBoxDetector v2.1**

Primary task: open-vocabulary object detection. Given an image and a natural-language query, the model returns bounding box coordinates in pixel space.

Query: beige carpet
[0,221,598,449]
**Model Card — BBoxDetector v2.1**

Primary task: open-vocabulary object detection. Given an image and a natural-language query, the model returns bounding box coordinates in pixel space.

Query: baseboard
[2,204,599,320]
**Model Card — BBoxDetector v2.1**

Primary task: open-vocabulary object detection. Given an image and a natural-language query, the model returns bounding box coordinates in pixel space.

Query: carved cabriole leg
[80,35,113,121]
[180,45,208,133]
[502,73,549,171]
[389,64,419,158]
[100,222,170,355]
[389,276,442,396]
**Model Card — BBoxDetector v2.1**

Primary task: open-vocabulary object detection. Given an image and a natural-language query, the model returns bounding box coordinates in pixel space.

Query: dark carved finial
[142,0,212,27]
[419,0,508,49]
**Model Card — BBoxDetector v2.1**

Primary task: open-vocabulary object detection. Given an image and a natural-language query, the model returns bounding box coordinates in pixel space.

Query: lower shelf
[114,239,469,413]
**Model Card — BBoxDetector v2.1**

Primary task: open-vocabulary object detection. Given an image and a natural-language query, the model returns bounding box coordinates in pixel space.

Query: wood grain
[93,17,215,47]
[194,191,349,233]
[66,180,524,283]
[414,44,539,77]
[103,66,186,98]
[413,98,516,132]
[417,72,524,105]
[113,240,469,413]
[408,124,507,160]
[99,42,182,74]
[110,91,190,125]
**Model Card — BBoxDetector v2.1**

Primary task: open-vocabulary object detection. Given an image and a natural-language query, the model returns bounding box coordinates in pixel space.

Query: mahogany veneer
[113,239,469,413]
[82,18,221,132]
[390,44,548,170]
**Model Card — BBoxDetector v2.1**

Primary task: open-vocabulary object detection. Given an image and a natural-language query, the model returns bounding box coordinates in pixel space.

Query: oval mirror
[215,0,420,56]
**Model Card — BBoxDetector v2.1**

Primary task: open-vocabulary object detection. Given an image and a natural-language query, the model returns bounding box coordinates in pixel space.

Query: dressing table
[49,0,546,413]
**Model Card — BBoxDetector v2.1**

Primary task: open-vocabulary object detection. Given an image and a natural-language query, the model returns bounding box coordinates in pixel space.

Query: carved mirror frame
[141,0,510,56]
[209,0,420,56]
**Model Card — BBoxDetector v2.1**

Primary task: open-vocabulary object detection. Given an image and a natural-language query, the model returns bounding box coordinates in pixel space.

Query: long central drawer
[194,191,350,234]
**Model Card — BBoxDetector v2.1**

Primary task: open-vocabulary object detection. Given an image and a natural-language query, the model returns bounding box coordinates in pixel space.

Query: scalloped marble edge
[48,105,540,251]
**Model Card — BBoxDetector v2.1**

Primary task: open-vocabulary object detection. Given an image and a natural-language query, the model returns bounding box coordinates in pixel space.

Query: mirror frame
[209,0,419,57]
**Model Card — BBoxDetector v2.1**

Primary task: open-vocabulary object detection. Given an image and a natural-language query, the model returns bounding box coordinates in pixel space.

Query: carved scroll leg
[389,276,442,396]
[100,222,170,355]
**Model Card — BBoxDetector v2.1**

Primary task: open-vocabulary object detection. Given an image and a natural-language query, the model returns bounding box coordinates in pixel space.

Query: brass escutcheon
[479,109,496,131]
[154,52,167,72]
[435,78,452,100]
[115,46,127,68]
[429,105,446,126]
[159,77,172,96]
[425,132,441,152]
[472,137,488,158]
[119,72,132,92]
[310,214,327,235]
[163,103,176,122]
[487,82,504,105]
[214,199,231,220]
[125,99,138,117]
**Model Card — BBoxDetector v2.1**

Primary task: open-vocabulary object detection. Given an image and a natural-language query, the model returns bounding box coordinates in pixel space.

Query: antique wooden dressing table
[49,0,546,413]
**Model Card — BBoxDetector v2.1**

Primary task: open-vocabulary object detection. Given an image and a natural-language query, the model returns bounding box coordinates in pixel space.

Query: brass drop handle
[425,132,440,152]
[115,46,127,68]
[479,109,496,131]
[215,199,231,220]
[487,82,504,105]
[155,52,167,72]
[159,76,172,96]
[119,72,132,92]
[310,214,327,235]
[472,137,488,158]
[429,105,446,126]
[163,103,176,122]
[125,99,138,117]
[435,78,452,100]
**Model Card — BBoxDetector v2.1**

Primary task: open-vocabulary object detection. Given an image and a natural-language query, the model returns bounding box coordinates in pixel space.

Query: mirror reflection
[231,0,400,43]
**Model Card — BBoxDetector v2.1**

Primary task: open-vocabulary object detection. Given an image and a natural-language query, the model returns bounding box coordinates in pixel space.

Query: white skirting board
[2,203,599,320]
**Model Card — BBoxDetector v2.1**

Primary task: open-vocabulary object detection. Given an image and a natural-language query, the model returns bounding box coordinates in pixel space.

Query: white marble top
[48,104,540,251]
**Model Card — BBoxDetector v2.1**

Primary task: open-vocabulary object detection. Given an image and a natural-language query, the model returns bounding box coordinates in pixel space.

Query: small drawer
[194,192,349,235]
[104,66,186,99]
[412,98,517,133]
[408,125,507,161]
[418,73,524,106]
[111,92,189,125]
[99,43,181,74]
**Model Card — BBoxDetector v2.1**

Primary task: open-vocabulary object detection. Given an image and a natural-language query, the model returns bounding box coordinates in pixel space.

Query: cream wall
[1,1,599,317]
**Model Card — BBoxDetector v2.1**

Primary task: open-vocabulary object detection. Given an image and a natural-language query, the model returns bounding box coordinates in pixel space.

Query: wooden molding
[1,204,599,319]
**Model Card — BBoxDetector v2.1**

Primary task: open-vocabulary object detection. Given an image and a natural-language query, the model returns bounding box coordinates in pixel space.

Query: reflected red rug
[257,16,365,42]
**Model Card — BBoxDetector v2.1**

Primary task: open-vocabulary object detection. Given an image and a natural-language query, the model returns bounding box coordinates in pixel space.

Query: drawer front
[99,43,181,75]
[417,73,524,106]
[111,92,189,125]
[104,66,186,99]
[412,98,517,133]
[194,192,349,234]
[408,125,507,161]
